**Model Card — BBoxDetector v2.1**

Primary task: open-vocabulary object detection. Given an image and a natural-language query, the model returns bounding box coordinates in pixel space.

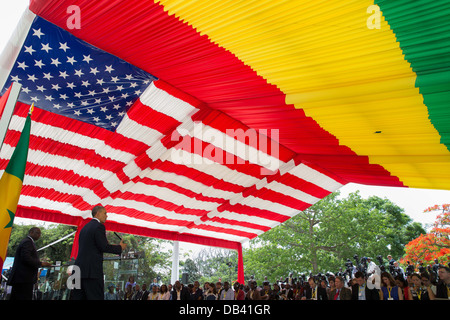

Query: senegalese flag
[0,107,31,270]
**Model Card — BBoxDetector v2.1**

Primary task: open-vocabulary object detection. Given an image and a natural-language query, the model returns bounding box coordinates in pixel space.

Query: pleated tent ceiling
[0,0,449,282]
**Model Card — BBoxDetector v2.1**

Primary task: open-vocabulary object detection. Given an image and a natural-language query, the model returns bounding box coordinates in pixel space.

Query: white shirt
[220,288,235,300]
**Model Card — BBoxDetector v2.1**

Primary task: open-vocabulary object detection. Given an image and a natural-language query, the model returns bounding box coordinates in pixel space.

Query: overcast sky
[2,2,449,256]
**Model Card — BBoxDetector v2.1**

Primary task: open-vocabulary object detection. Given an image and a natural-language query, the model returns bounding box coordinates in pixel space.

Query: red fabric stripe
[12,102,149,156]
[113,191,208,217]
[115,168,131,185]
[279,173,332,199]
[218,202,290,223]
[25,163,110,197]
[250,187,311,211]
[147,159,246,194]
[206,216,271,233]
[0,161,111,199]
[16,206,82,226]
[193,223,258,240]
[138,177,224,204]
[153,79,206,109]
[107,205,257,239]
[127,99,181,135]
[174,136,268,179]
[20,186,92,211]
[3,130,125,172]
[106,205,193,227]
[105,219,242,250]
[191,108,294,162]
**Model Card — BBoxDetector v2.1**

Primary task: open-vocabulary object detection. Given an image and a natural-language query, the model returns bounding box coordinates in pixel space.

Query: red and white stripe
[0,80,344,243]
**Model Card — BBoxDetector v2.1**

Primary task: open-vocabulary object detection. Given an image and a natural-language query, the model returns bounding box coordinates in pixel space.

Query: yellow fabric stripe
[158,0,450,190]
[0,172,23,261]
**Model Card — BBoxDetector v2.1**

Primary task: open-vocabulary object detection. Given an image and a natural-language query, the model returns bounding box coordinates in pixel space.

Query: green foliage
[7,223,76,263]
[7,222,172,286]
[181,248,238,284]
[102,233,173,285]
[243,191,425,283]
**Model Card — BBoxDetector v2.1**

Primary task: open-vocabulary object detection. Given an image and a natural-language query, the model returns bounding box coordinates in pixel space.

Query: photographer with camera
[376,255,386,272]
[432,259,440,282]
[393,261,406,279]
[345,258,355,279]
[405,261,415,276]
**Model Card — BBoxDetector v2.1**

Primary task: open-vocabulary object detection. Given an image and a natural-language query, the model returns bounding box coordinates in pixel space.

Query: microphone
[114,232,122,241]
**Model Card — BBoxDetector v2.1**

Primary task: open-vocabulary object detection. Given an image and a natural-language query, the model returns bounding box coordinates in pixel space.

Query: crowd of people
[3,220,448,301]
[107,276,246,300]
[104,256,450,301]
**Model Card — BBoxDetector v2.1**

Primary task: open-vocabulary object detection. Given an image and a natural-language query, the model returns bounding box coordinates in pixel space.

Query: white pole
[36,231,76,252]
[0,82,22,150]
[170,240,180,285]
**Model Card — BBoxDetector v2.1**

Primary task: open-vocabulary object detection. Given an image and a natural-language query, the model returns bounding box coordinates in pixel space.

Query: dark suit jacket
[246,288,262,300]
[281,288,294,300]
[74,219,122,279]
[329,287,352,300]
[7,236,42,285]
[171,287,190,300]
[304,286,328,300]
[351,284,380,300]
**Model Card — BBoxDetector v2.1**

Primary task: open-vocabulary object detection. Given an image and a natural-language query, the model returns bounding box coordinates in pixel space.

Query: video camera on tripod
[376,255,386,272]
[353,254,368,277]
[344,258,354,278]
[387,258,405,278]
[405,261,415,276]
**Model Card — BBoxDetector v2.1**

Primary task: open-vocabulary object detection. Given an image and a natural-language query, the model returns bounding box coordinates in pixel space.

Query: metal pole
[0,82,22,150]
[36,231,76,252]
[170,241,179,285]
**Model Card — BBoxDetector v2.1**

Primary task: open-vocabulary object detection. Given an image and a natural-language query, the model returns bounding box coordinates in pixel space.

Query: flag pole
[0,82,22,150]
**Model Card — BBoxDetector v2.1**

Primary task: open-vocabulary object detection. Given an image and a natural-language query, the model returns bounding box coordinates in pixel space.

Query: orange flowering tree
[401,204,450,268]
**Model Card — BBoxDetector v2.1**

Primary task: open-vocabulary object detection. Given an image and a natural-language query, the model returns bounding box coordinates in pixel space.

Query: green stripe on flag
[5,115,31,181]
[376,0,450,151]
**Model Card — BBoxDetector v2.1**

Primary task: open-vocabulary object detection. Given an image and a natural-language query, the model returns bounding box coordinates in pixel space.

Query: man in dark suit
[351,271,380,300]
[302,277,328,300]
[72,205,126,300]
[328,276,352,300]
[281,282,295,300]
[7,227,52,300]
[171,280,190,300]
[246,280,262,300]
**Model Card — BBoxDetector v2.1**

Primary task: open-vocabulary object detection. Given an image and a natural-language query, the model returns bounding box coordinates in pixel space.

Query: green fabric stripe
[5,114,31,181]
[376,0,450,151]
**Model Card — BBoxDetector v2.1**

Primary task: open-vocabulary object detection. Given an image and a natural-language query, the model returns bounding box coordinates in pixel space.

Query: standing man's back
[7,227,51,300]
[72,206,126,300]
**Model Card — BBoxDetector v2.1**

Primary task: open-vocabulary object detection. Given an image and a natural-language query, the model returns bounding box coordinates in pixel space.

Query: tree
[243,191,424,282]
[7,224,34,257]
[181,258,201,282]
[7,223,173,286]
[183,248,238,284]
[7,223,76,263]
[104,232,172,285]
[401,204,450,267]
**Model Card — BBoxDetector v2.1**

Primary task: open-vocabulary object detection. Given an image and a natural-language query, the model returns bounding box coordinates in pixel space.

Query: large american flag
[3,16,157,131]
[0,10,345,246]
